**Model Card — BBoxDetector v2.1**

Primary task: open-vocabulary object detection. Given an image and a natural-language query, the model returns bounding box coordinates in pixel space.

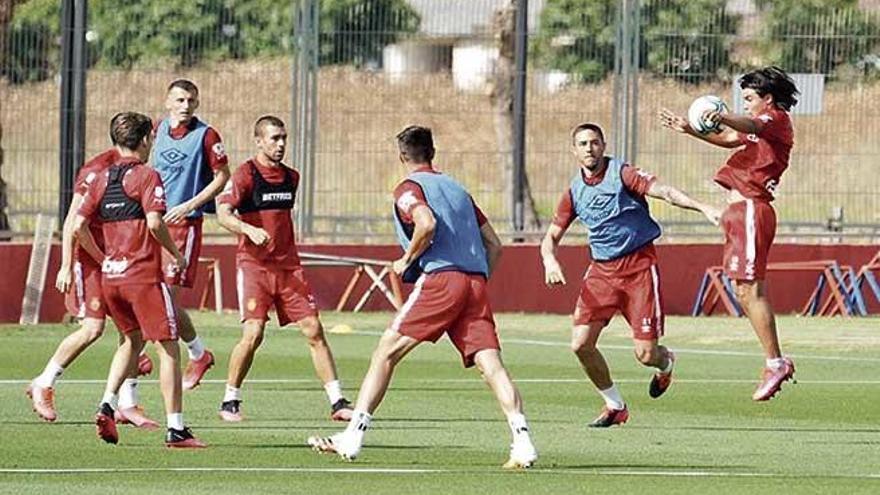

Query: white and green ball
[687,95,728,134]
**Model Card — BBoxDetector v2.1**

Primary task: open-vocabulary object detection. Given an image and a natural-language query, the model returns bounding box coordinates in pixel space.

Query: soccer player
[151,79,229,389]
[214,116,352,422]
[541,122,721,427]
[308,125,537,469]
[28,134,155,427]
[74,111,205,447]
[659,66,799,400]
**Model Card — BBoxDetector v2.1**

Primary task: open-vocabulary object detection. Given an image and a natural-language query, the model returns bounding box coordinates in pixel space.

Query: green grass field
[1,312,878,494]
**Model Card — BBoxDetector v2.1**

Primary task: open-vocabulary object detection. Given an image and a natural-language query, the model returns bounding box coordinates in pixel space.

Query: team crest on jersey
[155,186,165,198]
[397,190,418,212]
[247,298,257,312]
[89,297,101,311]
[160,148,188,165]
[212,142,226,158]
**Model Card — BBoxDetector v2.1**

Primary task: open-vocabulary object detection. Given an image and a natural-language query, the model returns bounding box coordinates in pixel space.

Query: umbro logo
[160,148,188,165]
[587,194,614,210]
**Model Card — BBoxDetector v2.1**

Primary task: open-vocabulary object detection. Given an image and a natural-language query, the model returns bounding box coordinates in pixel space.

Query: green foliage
[533,0,740,84]
[319,0,420,67]
[755,0,880,76]
[3,0,59,83]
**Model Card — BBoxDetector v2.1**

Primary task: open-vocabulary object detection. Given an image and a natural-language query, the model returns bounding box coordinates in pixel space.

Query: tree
[319,0,420,67]
[0,0,27,237]
[2,0,56,83]
[755,0,879,76]
[532,0,740,84]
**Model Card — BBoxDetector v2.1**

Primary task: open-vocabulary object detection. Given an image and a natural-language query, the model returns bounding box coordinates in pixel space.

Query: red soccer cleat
[182,350,215,390]
[165,427,207,448]
[649,351,676,399]
[588,405,629,428]
[26,385,57,422]
[95,403,119,444]
[115,406,160,430]
[137,353,154,377]
[753,357,796,401]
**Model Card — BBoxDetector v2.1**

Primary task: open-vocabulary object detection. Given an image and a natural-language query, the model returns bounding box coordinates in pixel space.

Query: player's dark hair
[740,66,799,111]
[167,79,199,96]
[571,122,605,144]
[254,115,286,137]
[110,112,153,150]
[396,125,435,163]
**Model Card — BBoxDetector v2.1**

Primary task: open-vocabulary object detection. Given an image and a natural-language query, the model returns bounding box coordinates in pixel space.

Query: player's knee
[734,281,756,304]
[82,323,105,343]
[241,324,265,350]
[571,338,596,356]
[299,318,325,343]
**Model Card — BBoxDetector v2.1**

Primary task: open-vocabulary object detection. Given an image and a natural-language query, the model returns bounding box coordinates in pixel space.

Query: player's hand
[55,266,72,293]
[392,257,409,276]
[703,109,723,128]
[543,257,567,286]
[245,227,270,246]
[163,202,195,224]
[659,108,689,133]
[701,204,723,226]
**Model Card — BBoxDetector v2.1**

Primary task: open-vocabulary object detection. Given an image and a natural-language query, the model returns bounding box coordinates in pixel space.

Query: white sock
[598,384,625,410]
[767,357,786,370]
[118,378,139,409]
[345,410,372,444]
[324,380,343,405]
[224,384,242,402]
[185,336,206,361]
[167,412,184,430]
[506,412,533,444]
[101,391,118,409]
[34,360,64,388]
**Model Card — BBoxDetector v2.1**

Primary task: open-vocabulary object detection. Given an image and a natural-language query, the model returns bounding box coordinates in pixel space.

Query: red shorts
[721,199,776,281]
[574,263,664,340]
[236,265,318,326]
[103,283,179,341]
[162,217,203,288]
[391,271,499,368]
[64,260,107,319]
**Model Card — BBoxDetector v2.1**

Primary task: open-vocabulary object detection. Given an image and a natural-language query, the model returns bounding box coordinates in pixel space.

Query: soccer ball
[687,95,728,134]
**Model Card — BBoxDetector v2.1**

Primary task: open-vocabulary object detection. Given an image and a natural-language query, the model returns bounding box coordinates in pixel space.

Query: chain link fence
[1,0,879,241]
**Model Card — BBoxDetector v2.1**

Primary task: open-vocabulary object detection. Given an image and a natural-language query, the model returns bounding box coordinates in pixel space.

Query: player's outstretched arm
[56,193,85,293]
[71,214,104,266]
[658,108,741,149]
[216,203,269,246]
[540,223,568,286]
[646,180,722,226]
[392,204,436,276]
[147,211,187,273]
[164,164,231,224]
[479,221,503,277]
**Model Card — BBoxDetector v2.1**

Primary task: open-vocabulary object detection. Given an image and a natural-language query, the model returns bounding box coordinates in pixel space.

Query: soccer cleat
[182,350,215,390]
[26,385,57,422]
[502,442,538,470]
[330,398,353,422]
[588,405,629,428]
[752,357,796,401]
[137,353,154,376]
[165,427,207,448]
[115,406,160,430]
[649,351,676,399]
[95,403,119,444]
[219,400,243,422]
[307,432,360,461]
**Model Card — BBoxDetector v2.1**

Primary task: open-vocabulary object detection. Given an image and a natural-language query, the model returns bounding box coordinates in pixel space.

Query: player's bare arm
[540,223,568,286]
[714,112,764,135]
[147,211,187,272]
[71,214,104,266]
[658,108,741,149]
[392,204,436,276]
[55,193,86,293]
[216,202,270,246]
[647,180,722,226]
[164,164,231,224]
[479,222,503,277]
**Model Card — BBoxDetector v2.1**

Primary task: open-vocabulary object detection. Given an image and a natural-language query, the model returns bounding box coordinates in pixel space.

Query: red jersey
[72,149,120,267]
[393,165,488,227]
[78,158,167,285]
[552,163,658,277]
[714,106,793,202]
[154,117,228,173]
[216,159,301,269]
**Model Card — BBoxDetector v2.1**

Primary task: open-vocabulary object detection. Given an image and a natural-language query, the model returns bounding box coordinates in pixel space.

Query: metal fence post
[612,0,639,163]
[511,0,528,235]
[58,0,87,230]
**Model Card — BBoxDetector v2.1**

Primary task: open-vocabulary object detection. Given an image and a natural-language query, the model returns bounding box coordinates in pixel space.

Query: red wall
[1,243,877,323]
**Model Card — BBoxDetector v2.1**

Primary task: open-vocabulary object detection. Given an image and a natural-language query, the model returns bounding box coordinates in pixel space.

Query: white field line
[3,378,880,385]
[0,467,878,480]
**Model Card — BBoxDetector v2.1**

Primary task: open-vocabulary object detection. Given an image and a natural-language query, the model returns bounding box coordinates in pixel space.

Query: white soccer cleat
[307,432,361,461]
[503,442,537,470]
